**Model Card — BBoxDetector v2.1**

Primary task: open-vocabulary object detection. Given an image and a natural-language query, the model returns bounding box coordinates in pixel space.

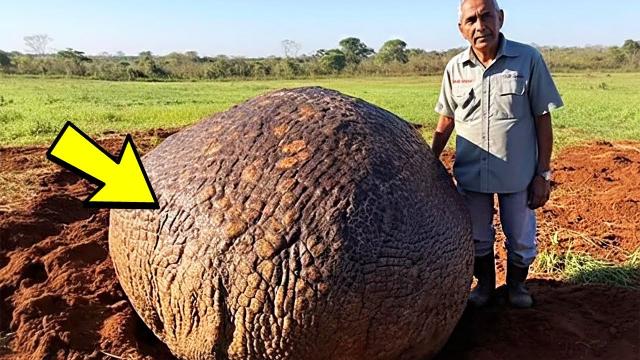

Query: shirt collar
[461,33,517,66]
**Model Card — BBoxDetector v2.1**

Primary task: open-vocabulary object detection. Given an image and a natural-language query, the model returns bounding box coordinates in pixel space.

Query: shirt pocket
[453,86,480,122]
[493,77,528,120]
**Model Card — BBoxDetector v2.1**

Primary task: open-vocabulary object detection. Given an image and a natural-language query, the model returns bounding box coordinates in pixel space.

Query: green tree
[57,48,92,76]
[185,51,200,61]
[314,49,327,58]
[228,58,252,77]
[58,48,92,63]
[338,37,374,65]
[252,61,271,78]
[406,48,427,57]
[609,47,627,66]
[126,67,143,80]
[274,58,304,78]
[0,50,11,68]
[377,39,409,64]
[137,51,166,78]
[96,61,128,81]
[622,39,640,54]
[320,49,347,72]
[205,56,230,79]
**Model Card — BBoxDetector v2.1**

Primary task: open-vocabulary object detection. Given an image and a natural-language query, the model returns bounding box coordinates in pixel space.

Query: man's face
[458,0,504,52]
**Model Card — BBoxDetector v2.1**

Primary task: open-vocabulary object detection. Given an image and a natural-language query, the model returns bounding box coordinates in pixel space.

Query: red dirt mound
[1,130,178,360]
[540,141,640,260]
[1,133,638,359]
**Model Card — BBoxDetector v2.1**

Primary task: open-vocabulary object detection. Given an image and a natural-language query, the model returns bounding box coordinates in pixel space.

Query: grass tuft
[29,121,58,136]
[534,232,640,288]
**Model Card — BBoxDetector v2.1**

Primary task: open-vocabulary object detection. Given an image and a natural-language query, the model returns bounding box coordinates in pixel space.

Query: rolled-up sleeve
[435,66,455,118]
[528,53,564,116]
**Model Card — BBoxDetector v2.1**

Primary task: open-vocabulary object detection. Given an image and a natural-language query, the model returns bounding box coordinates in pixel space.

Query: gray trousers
[457,187,537,268]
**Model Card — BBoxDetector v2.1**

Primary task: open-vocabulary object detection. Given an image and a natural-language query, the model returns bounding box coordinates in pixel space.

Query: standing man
[432,0,563,308]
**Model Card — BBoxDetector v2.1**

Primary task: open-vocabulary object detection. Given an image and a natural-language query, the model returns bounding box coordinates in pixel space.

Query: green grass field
[1,73,639,147]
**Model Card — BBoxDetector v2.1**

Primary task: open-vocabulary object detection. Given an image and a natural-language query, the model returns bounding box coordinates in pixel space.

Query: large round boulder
[109,87,473,360]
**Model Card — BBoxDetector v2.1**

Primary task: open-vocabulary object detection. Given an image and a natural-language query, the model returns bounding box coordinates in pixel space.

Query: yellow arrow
[46,121,159,209]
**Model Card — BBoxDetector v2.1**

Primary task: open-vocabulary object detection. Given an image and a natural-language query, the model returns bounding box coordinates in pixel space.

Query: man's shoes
[468,252,496,307]
[507,263,533,308]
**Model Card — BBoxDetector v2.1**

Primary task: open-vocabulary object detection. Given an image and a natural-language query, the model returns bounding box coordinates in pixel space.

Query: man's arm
[528,112,553,209]
[431,115,455,158]
[535,113,553,174]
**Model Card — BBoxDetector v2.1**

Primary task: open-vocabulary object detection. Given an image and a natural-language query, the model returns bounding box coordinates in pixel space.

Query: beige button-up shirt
[435,34,563,193]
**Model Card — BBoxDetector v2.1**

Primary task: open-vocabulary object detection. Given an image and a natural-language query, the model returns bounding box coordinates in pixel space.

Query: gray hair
[458,0,501,23]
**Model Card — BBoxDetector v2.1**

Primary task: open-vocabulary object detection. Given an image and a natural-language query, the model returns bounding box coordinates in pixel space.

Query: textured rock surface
[109,87,473,360]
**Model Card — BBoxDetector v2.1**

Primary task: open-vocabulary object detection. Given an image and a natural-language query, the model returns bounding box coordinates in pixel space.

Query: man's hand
[528,175,550,209]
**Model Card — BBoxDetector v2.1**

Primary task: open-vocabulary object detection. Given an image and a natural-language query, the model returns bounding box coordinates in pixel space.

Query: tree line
[1,35,639,81]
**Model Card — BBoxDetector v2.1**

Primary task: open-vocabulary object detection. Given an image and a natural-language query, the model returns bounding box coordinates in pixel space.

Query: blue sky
[2,1,638,57]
